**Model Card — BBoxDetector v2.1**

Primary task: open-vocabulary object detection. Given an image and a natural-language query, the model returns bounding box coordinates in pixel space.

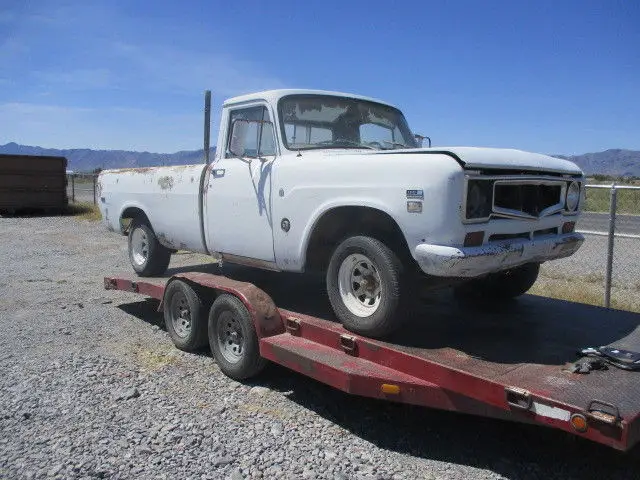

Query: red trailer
[104,268,640,452]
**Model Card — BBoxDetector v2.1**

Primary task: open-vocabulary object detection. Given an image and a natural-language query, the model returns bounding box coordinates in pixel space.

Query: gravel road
[1,215,640,480]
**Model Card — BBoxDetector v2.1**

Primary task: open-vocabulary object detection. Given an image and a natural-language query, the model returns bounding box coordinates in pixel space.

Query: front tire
[454,262,540,301]
[128,217,171,277]
[326,236,405,338]
[208,294,267,380]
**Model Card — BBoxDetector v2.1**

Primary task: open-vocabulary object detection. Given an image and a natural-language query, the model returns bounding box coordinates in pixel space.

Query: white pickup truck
[99,89,585,337]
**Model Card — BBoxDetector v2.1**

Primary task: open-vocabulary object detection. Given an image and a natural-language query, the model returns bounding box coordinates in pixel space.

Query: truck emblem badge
[406,189,424,199]
[281,218,291,232]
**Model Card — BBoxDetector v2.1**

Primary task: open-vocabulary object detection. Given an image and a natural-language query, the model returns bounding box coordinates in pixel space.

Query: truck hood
[367,146,583,175]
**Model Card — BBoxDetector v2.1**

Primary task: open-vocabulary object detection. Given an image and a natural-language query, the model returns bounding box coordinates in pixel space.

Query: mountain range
[1,142,638,177]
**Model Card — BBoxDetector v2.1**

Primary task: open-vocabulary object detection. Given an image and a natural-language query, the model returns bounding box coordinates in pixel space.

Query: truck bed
[105,263,640,450]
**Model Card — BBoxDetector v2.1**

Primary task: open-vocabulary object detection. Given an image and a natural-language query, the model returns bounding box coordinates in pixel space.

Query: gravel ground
[1,215,640,480]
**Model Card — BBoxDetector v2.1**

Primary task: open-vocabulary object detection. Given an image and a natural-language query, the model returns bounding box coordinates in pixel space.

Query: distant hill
[553,149,640,177]
[1,142,638,177]
[0,142,215,172]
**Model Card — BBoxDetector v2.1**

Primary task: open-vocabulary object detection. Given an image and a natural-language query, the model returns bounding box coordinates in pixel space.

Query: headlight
[566,181,580,211]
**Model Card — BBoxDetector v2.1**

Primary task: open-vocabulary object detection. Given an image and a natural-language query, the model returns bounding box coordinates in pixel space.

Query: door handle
[211,169,225,178]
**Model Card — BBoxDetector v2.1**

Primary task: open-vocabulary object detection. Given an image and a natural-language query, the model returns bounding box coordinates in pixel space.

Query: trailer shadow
[254,363,640,479]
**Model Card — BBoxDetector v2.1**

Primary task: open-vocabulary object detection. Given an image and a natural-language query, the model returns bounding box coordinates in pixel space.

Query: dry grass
[135,348,180,371]
[529,270,640,313]
[65,202,102,221]
[584,186,640,214]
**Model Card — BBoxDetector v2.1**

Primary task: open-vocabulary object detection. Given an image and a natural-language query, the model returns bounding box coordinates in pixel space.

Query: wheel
[326,236,405,338]
[454,262,540,301]
[128,216,171,276]
[163,280,208,351]
[208,294,267,380]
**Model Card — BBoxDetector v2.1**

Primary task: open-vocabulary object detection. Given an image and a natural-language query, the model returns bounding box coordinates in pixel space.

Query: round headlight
[566,181,580,211]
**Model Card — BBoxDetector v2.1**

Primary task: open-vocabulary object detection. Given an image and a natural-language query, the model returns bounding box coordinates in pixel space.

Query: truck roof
[223,89,397,109]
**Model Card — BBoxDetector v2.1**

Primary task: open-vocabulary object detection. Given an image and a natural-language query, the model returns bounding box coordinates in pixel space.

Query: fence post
[93,175,97,205]
[71,175,75,203]
[604,184,617,308]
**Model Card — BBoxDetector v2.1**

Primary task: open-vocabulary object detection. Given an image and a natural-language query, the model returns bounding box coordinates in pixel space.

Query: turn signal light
[570,413,588,432]
[381,384,400,395]
[562,222,576,234]
[464,231,485,247]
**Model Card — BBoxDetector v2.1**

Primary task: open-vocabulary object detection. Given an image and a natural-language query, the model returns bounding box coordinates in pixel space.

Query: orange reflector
[562,222,576,234]
[570,413,588,432]
[464,231,485,247]
[381,384,400,395]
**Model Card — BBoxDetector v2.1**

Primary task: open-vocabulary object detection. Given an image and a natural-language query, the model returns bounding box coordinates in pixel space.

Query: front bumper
[414,232,584,278]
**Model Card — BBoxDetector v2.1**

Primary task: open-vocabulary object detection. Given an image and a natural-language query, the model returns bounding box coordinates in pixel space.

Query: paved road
[577,212,640,235]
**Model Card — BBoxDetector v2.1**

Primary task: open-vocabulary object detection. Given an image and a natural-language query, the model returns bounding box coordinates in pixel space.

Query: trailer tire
[326,236,405,338]
[128,216,171,277]
[208,294,267,380]
[163,280,208,352]
[454,262,541,301]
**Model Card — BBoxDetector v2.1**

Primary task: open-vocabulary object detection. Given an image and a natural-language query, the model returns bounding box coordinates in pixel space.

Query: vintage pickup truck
[99,89,585,337]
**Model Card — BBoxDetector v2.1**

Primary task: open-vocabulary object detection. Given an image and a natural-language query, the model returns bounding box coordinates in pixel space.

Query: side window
[227,106,275,158]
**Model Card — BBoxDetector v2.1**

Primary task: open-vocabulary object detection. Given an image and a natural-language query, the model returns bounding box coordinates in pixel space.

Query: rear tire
[454,262,540,301]
[163,280,208,351]
[208,294,267,380]
[326,236,405,338]
[128,216,171,277]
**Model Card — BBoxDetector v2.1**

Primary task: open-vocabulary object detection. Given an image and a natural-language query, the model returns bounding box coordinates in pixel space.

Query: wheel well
[304,206,411,272]
[120,207,150,234]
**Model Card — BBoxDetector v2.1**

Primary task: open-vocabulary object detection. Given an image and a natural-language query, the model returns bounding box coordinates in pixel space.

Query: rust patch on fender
[158,176,174,190]
[157,232,176,248]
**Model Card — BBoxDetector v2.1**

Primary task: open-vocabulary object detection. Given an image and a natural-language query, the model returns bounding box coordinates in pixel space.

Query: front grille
[494,184,563,218]
[464,174,576,222]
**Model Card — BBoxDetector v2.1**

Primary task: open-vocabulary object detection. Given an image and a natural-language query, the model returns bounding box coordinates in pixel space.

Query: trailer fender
[163,273,285,339]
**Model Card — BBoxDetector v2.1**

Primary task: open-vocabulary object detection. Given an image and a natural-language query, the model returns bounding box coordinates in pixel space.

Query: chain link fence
[66,173,98,205]
[540,184,640,311]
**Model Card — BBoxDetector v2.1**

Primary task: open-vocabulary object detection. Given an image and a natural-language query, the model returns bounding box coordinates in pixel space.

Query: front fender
[296,198,409,270]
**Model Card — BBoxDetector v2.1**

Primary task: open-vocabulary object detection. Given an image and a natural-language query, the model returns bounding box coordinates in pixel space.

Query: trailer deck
[105,265,640,451]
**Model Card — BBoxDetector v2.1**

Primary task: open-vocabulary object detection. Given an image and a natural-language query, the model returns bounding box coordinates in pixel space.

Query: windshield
[278,94,418,151]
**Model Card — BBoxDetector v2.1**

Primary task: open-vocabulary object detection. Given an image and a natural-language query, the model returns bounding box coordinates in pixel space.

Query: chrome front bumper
[414,233,584,278]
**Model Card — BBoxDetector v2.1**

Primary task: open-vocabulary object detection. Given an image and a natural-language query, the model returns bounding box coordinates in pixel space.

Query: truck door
[204,104,277,264]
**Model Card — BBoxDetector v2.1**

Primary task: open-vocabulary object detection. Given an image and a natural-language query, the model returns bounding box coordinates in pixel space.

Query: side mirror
[414,134,431,148]
[228,118,276,160]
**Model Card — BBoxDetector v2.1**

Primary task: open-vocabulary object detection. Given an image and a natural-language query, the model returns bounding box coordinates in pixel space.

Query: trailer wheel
[128,216,171,277]
[326,236,405,338]
[208,294,267,380]
[454,262,541,301]
[163,280,208,351]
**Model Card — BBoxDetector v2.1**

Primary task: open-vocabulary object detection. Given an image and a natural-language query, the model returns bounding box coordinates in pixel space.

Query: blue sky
[1,0,638,154]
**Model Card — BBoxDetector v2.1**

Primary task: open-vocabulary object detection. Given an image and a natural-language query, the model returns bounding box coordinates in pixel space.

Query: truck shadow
[116,296,640,478]
[206,265,640,367]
